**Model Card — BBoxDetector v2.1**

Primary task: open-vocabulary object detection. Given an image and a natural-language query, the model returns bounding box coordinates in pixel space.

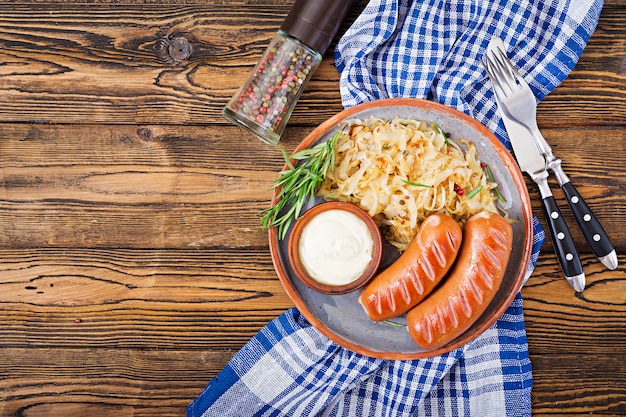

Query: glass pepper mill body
[223,30,322,146]
[222,0,358,146]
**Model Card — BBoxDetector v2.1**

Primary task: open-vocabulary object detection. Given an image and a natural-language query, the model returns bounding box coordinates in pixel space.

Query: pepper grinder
[222,0,358,146]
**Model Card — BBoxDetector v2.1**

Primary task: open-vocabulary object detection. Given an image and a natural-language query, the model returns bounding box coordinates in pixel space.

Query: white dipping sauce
[298,209,374,286]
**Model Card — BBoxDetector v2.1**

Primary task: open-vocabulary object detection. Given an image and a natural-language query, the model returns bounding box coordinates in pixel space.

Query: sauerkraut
[317,116,502,251]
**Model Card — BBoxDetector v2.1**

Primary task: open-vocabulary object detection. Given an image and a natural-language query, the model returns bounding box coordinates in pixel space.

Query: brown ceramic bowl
[268,98,533,360]
[288,201,383,295]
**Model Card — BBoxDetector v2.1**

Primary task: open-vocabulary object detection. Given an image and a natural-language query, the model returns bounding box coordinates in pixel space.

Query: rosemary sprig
[259,131,341,240]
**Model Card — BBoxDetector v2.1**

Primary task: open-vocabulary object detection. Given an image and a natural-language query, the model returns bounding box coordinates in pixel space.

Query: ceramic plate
[269,98,533,359]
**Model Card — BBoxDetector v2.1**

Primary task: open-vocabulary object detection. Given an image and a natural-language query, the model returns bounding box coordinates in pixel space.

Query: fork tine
[497,46,531,91]
[493,47,518,91]
[483,57,503,97]
[485,51,517,96]
[492,43,533,95]
[483,53,509,99]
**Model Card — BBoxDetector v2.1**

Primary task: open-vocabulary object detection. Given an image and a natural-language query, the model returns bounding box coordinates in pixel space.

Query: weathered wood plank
[0,347,231,417]
[523,255,626,354]
[0,4,623,126]
[0,4,346,125]
[1,346,625,417]
[538,6,626,127]
[530,355,626,416]
[0,248,292,349]
[0,123,283,249]
[0,248,623,353]
[1,124,623,250]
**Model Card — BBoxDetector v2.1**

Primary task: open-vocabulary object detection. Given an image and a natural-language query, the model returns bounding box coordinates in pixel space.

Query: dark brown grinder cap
[280,0,360,55]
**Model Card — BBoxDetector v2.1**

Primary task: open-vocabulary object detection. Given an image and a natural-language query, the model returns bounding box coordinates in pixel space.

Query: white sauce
[298,209,374,286]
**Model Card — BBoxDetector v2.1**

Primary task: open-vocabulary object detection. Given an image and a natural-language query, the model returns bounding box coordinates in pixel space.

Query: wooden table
[0,1,624,416]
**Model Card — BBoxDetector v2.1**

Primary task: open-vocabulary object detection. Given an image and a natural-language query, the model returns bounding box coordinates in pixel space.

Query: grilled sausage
[358,213,463,322]
[406,211,513,350]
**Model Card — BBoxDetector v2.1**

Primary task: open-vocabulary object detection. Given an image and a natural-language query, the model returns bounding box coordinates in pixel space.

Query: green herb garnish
[493,187,506,203]
[259,131,340,239]
[432,121,452,146]
[484,163,495,182]
[382,320,406,328]
[402,179,431,188]
[467,185,483,199]
[483,163,507,203]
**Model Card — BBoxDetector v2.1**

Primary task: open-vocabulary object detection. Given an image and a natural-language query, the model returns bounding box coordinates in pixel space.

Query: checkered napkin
[188,1,602,416]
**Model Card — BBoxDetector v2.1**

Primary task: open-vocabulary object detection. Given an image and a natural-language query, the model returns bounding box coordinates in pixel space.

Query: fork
[485,37,617,271]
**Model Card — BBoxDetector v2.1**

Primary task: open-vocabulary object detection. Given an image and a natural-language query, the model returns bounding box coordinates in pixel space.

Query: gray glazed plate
[269,98,533,359]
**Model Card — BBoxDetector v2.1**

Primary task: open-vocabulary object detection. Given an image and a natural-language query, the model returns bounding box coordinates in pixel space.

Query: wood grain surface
[0,1,625,416]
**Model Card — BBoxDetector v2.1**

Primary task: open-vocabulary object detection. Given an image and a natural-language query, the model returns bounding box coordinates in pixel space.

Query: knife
[490,99,586,292]
[516,119,618,270]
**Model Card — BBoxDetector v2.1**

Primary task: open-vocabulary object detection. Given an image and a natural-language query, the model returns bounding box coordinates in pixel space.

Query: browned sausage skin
[358,213,463,322]
[406,211,513,350]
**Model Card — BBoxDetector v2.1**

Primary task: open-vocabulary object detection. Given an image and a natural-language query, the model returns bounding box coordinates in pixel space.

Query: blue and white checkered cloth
[188,1,602,416]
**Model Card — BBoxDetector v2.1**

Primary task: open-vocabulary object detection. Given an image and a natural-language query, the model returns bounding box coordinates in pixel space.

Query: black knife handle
[542,195,584,279]
[561,181,615,259]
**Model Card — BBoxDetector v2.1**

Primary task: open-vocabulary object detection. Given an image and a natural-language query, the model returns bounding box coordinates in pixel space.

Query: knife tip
[599,250,618,271]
